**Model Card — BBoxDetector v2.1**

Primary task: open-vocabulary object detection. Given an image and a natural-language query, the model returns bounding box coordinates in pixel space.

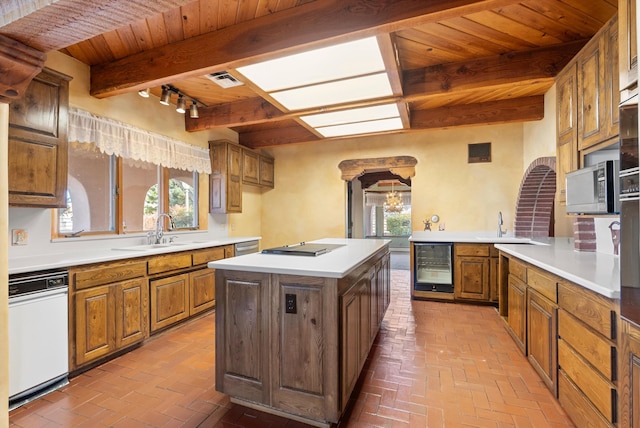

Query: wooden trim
[338,156,417,181]
[0,34,45,103]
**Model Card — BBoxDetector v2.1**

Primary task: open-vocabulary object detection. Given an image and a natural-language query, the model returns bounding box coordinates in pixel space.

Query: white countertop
[9,236,260,275]
[409,231,549,244]
[208,238,391,279]
[495,239,619,299]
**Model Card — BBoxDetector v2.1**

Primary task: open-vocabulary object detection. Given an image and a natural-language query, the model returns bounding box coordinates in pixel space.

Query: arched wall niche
[514,157,557,238]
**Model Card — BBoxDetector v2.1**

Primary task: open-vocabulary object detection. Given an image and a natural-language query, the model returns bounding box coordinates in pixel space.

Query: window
[57,142,200,236]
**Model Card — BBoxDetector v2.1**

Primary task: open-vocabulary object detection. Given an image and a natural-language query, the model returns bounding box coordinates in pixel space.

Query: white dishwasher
[8,270,69,410]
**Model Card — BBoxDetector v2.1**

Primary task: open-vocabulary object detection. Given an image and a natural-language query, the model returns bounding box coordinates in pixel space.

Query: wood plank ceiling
[0,0,618,149]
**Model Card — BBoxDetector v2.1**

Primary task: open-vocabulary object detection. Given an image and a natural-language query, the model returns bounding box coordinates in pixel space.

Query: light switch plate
[12,229,28,246]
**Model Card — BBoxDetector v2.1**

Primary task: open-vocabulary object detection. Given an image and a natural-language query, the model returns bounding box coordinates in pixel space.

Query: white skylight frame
[235,36,405,138]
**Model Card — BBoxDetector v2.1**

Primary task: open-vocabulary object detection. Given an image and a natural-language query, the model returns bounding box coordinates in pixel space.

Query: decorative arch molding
[514,157,557,238]
[338,156,418,181]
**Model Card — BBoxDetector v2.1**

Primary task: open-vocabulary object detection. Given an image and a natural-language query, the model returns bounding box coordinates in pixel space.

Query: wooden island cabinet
[210,239,390,427]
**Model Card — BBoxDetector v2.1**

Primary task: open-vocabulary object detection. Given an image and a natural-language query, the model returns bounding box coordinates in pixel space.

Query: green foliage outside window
[386,213,411,236]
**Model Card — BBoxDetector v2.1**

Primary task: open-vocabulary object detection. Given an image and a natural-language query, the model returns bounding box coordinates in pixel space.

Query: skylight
[235,36,404,138]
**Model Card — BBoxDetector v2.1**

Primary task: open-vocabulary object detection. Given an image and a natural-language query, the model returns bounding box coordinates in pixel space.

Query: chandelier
[384,182,404,213]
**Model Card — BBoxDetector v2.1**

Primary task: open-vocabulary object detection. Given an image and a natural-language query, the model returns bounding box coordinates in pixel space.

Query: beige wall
[252,124,525,249]
[1,104,9,427]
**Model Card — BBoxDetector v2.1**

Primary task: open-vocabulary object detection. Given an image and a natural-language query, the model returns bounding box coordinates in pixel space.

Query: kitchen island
[207,238,390,427]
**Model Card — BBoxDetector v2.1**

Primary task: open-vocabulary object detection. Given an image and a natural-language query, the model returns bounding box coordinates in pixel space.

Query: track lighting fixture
[176,95,186,113]
[159,86,171,105]
[189,101,199,118]
[151,84,205,118]
[138,88,150,98]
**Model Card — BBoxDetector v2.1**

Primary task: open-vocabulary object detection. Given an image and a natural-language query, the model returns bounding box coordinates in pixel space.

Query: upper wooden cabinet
[8,68,72,207]
[209,140,242,214]
[577,14,619,151]
[619,0,638,96]
[209,139,275,213]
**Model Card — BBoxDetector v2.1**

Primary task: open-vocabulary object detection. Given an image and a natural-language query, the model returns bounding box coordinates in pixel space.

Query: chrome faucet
[497,211,506,237]
[154,213,175,244]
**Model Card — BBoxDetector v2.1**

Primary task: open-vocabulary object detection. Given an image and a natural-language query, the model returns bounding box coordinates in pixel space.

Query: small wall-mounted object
[12,229,28,245]
[468,142,491,163]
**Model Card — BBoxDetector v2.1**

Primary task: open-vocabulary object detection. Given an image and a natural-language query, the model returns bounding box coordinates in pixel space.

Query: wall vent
[205,72,244,88]
[468,142,491,163]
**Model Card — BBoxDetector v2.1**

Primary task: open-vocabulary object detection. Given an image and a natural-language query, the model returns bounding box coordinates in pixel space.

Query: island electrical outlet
[285,294,297,314]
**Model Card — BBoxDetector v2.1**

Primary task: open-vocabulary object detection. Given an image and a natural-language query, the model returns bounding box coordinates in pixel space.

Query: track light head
[159,86,171,105]
[138,88,150,98]
[176,95,186,113]
[189,102,199,118]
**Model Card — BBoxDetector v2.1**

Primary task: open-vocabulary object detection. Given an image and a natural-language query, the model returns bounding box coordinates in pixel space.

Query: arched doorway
[339,156,417,270]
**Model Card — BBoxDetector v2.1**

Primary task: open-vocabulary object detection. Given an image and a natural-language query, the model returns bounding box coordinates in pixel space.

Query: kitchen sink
[112,243,188,251]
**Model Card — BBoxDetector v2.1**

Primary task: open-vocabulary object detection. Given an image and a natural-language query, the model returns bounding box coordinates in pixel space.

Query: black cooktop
[261,242,344,257]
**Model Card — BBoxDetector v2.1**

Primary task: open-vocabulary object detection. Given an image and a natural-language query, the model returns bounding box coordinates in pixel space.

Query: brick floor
[9,270,574,427]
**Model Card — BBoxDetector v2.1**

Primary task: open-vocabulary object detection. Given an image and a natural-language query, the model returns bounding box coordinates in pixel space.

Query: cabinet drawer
[558,309,615,380]
[148,253,192,275]
[558,339,615,423]
[527,268,557,303]
[558,281,615,340]
[74,261,147,290]
[455,243,490,257]
[489,245,499,257]
[558,370,614,428]
[509,258,527,282]
[192,246,226,266]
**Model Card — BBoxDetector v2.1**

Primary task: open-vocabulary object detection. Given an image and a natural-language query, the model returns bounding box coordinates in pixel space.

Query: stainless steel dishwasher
[234,240,260,256]
[9,270,70,409]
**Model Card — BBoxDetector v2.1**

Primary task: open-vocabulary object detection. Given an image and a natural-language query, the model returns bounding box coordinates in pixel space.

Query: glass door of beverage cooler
[413,242,454,293]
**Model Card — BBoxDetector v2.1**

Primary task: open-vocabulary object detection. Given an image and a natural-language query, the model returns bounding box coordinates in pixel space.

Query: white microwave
[566,160,620,214]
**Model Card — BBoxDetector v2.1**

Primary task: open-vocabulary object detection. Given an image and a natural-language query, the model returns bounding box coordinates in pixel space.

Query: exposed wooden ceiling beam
[403,41,587,100]
[90,0,522,98]
[239,96,544,148]
[411,96,544,129]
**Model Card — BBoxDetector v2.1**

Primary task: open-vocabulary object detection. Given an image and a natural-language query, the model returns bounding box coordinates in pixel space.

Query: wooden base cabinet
[150,274,190,333]
[557,281,617,426]
[71,260,148,370]
[620,319,640,427]
[527,288,557,395]
[74,277,148,368]
[453,243,499,303]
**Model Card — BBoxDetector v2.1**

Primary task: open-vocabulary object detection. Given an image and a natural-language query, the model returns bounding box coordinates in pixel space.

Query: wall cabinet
[619,0,638,95]
[209,140,242,214]
[8,68,72,207]
[210,140,275,213]
[556,15,619,202]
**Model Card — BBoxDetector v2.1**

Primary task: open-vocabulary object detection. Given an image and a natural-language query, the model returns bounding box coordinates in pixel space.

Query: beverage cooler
[412,242,454,296]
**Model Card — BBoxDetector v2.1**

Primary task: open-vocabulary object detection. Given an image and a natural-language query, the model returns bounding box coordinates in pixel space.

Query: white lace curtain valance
[68,108,211,174]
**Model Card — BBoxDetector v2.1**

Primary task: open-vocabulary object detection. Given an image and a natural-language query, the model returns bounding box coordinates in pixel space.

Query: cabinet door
[215,270,270,404]
[527,288,557,396]
[620,319,640,427]
[150,273,190,332]
[619,0,638,93]
[189,268,216,316]
[454,256,490,301]
[605,15,620,139]
[341,287,360,410]
[507,275,527,353]
[8,68,70,207]
[578,35,606,150]
[115,278,148,349]
[75,285,115,366]
[242,149,260,185]
[259,155,275,188]
[227,143,243,212]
